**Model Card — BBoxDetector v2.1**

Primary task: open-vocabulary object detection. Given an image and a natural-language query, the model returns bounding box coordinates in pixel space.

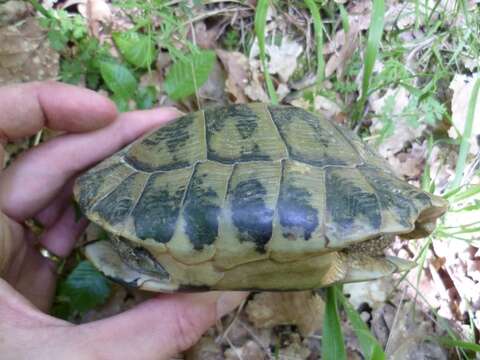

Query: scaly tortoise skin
[74,104,448,291]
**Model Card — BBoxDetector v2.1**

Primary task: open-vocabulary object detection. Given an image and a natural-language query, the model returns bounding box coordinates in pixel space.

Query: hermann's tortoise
[74,104,448,291]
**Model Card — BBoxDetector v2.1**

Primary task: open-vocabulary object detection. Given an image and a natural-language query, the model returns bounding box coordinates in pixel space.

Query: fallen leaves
[448,73,480,155]
[245,291,325,336]
[380,301,449,360]
[369,87,427,177]
[344,277,393,309]
[264,38,303,83]
[325,24,360,79]
[217,49,249,103]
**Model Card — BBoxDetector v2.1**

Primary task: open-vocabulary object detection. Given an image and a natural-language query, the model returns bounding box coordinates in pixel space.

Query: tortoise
[74,103,448,292]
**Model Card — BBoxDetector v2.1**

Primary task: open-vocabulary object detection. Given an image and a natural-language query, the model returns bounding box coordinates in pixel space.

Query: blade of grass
[339,3,350,33]
[449,184,480,203]
[322,285,347,360]
[450,77,480,189]
[337,289,386,360]
[27,0,53,18]
[421,136,434,192]
[430,336,480,353]
[254,0,278,104]
[356,0,385,121]
[304,0,325,88]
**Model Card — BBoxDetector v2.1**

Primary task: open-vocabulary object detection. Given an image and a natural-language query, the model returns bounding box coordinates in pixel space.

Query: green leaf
[57,260,111,315]
[99,61,138,99]
[47,29,68,51]
[164,50,215,100]
[60,59,83,84]
[338,290,386,360]
[136,85,157,109]
[254,0,278,104]
[322,285,347,360]
[112,31,157,69]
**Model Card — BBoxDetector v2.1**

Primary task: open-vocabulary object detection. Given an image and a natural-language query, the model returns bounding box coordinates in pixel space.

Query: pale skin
[0,82,247,360]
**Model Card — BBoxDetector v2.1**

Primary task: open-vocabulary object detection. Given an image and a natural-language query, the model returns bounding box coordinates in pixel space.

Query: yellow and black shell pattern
[74,104,446,289]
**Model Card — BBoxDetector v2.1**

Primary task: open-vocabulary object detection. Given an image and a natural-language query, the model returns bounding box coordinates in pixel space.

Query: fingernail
[216,291,249,320]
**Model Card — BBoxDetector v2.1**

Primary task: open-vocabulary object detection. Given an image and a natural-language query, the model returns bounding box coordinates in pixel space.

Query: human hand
[0,82,246,359]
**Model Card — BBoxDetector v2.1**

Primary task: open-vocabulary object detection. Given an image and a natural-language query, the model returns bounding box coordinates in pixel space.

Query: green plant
[52,260,111,321]
[255,0,278,104]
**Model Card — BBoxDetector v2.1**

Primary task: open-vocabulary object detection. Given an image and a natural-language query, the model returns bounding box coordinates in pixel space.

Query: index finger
[0,81,117,142]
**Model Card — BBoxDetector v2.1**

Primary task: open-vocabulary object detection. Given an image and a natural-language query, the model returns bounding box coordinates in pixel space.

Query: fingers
[0,213,57,311]
[0,107,181,221]
[0,82,117,142]
[78,292,248,359]
[38,205,89,258]
[34,180,75,228]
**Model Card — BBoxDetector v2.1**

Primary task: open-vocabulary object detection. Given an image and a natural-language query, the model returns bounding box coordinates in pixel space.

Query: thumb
[76,291,248,359]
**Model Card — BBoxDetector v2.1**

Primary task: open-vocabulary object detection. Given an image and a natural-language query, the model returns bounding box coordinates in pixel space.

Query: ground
[1,0,479,358]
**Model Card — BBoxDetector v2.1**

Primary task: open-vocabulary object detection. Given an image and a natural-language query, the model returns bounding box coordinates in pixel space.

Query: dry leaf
[448,73,480,155]
[193,22,219,50]
[386,141,427,178]
[0,18,59,85]
[185,336,224,360]
[325,24,360,79]
[198,59,227,104]
[244,59,269,103]
[217,49,249,103]
[245,291,324,336]
[381,301,449,360]
[427,143,457,192]
[249,37,303,83]
[265,39,303,83]
[370,87,426,163]
[344,277,393,309]
[278,339,311,360]
[76,0,112,23]
[323,2,371,55]
[73,0,112,37]
[314,95,342,120]
[384,3,417,31]
[224,340,264,360]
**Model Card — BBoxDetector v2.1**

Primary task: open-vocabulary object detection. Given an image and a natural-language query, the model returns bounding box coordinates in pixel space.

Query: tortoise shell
[74,104,447,291]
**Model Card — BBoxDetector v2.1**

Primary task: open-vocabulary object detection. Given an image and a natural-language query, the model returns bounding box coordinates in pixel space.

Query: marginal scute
[214,161,281,269]
[167,161,232,265]
[74,158,135,210]
[89,171,151,240]
[132,168,192,243]
[325,167,381,246]
[268,160,326,262]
